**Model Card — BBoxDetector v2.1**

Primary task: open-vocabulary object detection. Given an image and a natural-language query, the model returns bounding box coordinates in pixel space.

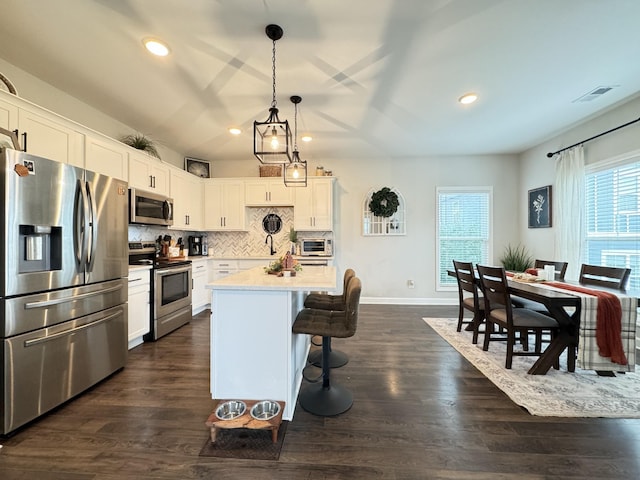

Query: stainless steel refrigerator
[1,148,128,434]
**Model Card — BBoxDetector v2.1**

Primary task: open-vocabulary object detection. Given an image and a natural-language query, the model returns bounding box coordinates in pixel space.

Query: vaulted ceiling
[1,0,639,163]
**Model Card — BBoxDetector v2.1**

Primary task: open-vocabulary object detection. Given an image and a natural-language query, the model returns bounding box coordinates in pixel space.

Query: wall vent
[572,85,618,103]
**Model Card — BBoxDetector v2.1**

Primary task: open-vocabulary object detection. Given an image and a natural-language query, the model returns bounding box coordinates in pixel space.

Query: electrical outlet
[407,279,415,288]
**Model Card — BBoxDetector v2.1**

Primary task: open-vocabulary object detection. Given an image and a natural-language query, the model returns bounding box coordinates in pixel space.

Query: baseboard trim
[360,297,457,306]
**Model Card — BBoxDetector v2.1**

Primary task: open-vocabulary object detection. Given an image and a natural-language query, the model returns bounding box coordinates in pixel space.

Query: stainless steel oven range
[128,242,192,341]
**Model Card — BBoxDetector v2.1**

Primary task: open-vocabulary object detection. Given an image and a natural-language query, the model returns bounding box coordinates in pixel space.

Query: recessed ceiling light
[228,127,242,135]
[458,93,478,105]
[143,38,170,57]
[301,135,313,142]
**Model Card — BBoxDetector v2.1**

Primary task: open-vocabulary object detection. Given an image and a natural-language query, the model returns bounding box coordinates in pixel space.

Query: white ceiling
[2,0,640,163]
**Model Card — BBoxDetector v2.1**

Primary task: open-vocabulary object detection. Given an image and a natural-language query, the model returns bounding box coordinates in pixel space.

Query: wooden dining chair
[476,265,560,369]
[452,260,485,344]
[579,264,631,290]
[534,260,568,280]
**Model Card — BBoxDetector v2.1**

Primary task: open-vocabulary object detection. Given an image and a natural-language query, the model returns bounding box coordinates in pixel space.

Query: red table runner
[543,282,627,365]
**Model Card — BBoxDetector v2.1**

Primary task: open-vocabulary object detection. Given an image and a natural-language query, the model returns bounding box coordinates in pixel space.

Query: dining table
[448,269,638,375]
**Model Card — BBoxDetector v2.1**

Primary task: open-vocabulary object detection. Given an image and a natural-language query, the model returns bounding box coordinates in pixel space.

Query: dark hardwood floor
[1,304,640,479]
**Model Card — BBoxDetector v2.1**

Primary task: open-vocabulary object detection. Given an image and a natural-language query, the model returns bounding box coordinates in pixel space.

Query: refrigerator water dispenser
[19,225,62,272]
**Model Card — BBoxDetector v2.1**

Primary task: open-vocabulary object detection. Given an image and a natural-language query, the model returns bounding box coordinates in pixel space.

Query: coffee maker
[188,235,203,256]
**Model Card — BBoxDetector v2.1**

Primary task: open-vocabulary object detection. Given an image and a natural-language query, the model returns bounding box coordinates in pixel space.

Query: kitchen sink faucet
[265,234,276,255]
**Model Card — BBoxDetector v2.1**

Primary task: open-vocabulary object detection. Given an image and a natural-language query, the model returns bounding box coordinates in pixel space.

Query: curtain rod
[546,115,640,158]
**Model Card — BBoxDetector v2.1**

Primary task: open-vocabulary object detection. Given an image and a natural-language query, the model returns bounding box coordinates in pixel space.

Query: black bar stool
[303,268,355,368]
[293,277,361,416]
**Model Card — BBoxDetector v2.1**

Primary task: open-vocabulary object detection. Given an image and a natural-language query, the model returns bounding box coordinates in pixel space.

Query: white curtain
[555,145,585,280]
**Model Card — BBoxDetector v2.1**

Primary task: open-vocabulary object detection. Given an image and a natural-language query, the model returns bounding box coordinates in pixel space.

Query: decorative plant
[120,133,161,159]
[264,254,302,274]
[369,187,399,217]
[500,244,533,272]
[288,227,298,243]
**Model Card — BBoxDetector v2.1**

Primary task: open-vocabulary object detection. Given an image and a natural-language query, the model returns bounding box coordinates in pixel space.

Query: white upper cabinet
[84,135,128,180]
[244,178,294,206]
[294,177,334,231]
[0,91,82,167]
[18,106,84,167]
[0,96,18,131]
[203,179,246,231]
[170,168,203,230]
[128,151,170,196]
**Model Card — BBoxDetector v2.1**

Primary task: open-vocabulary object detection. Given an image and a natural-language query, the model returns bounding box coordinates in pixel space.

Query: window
[437,187,492,288]
[585,152,640,290]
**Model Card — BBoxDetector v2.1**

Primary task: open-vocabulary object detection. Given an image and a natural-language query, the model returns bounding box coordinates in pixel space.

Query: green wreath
[369,187,399,217]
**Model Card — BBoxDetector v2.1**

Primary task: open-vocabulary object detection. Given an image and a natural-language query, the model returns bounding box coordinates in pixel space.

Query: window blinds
[437,188,491,287]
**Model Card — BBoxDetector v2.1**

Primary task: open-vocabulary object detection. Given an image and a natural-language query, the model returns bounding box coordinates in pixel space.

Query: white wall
[519,94,640,265]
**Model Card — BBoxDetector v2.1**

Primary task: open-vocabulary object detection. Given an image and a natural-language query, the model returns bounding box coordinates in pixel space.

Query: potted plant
[120,133,161,159]
[500,244,533,272]
[288,227,298,255]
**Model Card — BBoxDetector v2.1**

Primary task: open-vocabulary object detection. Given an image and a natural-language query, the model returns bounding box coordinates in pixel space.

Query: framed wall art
[528,185,552,228]
[184,157,211,178]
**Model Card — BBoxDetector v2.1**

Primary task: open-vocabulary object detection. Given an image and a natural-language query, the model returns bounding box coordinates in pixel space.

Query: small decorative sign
[528,185,552,228]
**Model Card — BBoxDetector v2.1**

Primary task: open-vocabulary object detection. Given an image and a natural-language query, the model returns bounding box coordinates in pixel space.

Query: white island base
[207,266,337,420]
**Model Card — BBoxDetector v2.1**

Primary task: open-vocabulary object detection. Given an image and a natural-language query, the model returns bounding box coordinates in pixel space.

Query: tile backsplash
[128,207,331,257]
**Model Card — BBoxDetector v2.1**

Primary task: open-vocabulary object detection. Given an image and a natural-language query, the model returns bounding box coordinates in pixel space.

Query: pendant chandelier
[284,95,308,187]
[253,24,292,164]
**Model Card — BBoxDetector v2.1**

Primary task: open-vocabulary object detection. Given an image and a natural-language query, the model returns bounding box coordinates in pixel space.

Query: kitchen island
[206,265,337,420]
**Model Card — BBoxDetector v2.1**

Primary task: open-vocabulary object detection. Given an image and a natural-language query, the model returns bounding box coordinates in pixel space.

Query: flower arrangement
[264,252,302,276]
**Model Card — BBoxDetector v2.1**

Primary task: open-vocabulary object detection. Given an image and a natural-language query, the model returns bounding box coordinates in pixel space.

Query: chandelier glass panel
[254,24,293,164]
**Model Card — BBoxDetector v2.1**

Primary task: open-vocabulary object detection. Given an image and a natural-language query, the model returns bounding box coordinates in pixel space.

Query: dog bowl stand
[205,399,285,444]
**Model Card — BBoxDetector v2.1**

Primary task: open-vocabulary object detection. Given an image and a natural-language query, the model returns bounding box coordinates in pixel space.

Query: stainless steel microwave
[300,238,333,256]
[129,188,173,226]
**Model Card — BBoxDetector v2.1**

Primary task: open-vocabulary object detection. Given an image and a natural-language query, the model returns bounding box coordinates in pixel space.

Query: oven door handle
[23,308,124,347]
[155,266,192,276]
[24,284,123,309]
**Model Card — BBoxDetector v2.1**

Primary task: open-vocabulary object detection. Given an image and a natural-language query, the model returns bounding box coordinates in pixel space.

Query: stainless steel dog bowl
[215,400,246,420]
[250,400,281,421]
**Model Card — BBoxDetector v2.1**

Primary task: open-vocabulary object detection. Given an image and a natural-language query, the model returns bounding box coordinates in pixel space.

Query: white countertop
[207,265,337,292]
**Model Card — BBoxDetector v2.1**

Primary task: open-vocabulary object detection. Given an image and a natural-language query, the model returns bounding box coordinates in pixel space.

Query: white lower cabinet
[192,259,210,314]
[128,267,151,349]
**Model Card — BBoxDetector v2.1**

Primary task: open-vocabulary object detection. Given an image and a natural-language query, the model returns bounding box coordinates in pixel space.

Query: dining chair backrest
[579,264,631,290]
[476,265,513,322]
[452,260,481,303]
[534,260,568,280]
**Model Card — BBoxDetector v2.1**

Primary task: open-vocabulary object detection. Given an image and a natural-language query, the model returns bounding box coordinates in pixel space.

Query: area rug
[199,421,288,460]
[424,318,640,418]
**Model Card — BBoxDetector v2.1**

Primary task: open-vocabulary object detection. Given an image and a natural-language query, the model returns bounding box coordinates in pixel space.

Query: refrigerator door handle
[85,181,98,271]
[75,179,90,266]
[23,308,124,347]
[23,284,124,309]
